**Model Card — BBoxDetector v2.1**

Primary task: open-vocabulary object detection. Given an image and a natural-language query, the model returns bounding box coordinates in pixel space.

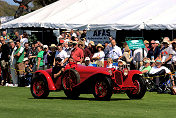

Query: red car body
[31,62,146,100]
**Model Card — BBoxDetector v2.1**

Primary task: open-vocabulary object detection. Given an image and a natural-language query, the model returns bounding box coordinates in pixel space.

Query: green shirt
[37,51,44,67]
[14,46,24,63]
[140,66,152,76]
[141,66,152,72]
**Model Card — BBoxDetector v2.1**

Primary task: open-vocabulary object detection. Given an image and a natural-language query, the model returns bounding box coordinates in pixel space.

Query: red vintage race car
[30,62,146,100]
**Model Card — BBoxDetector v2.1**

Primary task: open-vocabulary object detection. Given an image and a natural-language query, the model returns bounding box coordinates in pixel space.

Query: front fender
[34,70,56,91]
[123,70,142,86]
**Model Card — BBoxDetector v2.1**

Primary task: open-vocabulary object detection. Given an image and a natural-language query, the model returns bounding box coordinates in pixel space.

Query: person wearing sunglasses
[147,40,161,61]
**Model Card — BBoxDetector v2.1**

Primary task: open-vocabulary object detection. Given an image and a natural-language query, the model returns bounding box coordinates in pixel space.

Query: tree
[13,0,59,18]
[32,0,58,9]
[13,0,33,18]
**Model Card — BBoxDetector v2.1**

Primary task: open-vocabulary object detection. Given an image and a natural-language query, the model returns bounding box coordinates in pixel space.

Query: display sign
[126,40,145,49]
[86,29,116,44]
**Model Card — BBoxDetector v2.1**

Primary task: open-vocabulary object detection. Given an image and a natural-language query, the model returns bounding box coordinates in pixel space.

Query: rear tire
[31,75,49,99]
[93,76,112,101]
[126,76,146,99]
[62,69,80,99]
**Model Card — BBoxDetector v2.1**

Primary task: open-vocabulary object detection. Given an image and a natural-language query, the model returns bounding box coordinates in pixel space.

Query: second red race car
[30,62,146,100]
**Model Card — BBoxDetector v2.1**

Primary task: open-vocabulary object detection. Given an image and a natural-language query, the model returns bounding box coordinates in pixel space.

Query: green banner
[126,40,145,49]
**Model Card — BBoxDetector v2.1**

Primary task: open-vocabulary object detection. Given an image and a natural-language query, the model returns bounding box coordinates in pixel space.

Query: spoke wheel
[126,76,146,99]
[62,69,80,99]
[31,76,49,99]
[132,80,140,94]
[95,81,108,98]
[62,71,78,91]
[93,77,112,101]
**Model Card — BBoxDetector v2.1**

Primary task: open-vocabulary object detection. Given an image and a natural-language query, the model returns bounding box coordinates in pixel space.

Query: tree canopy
[32,0,59,10]
[0,0,18,16]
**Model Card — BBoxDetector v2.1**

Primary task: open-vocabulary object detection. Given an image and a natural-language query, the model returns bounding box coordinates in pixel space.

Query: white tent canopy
[2,0,176,30]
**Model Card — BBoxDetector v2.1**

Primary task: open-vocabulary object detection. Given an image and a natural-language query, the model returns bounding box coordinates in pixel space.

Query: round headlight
[123,69,128,76]
[108,69,112,75]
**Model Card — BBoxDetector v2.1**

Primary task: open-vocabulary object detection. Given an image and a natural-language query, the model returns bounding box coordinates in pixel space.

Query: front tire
[126,76,146,99]
[62,69,80,99]
[93,77,112,101]
[31,75,49,99]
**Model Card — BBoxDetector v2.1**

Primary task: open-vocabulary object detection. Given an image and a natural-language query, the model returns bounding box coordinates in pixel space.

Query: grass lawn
[0,87,176,118]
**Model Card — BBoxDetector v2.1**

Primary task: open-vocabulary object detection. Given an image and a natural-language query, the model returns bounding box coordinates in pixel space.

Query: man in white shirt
[108,40,122,61]
[55,44,68,65]
[70,29,77,38]
[20,32,28,47]
[149,60,171,75]
[149,59,174,91]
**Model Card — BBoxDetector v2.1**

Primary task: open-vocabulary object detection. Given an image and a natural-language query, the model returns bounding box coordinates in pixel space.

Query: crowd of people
[0,29,176,93]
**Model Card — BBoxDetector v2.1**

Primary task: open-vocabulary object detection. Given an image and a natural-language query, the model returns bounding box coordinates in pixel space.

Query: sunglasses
[151,43,155,44]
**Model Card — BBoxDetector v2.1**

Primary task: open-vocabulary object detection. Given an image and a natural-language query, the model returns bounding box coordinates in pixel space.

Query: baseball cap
[85,57,90,61]
[43,45,48,49]
[155,40,160,44]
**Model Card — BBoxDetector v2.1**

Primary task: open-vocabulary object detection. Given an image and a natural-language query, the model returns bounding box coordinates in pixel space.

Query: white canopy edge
[2,0,176,30]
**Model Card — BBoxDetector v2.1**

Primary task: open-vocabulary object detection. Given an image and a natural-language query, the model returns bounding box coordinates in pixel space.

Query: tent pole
[141,29,144,37]
[42,28,44,43]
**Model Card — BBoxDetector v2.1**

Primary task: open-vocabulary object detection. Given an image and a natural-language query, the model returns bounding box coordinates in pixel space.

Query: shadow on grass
[28,97,130,101]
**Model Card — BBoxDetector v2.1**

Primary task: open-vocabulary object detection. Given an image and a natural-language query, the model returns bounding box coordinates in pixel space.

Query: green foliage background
[0,0,59,17]
[0,0,18,16]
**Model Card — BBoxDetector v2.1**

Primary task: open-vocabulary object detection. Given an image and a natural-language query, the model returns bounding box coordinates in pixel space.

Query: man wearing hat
[160,37,170,51]
[117,60,126,71]
[160,37,175,70]
[85,57,93,66]
[71,41,84,64]
[84,41,95,60]
[155,40,160,47]
[108,40,122,62]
